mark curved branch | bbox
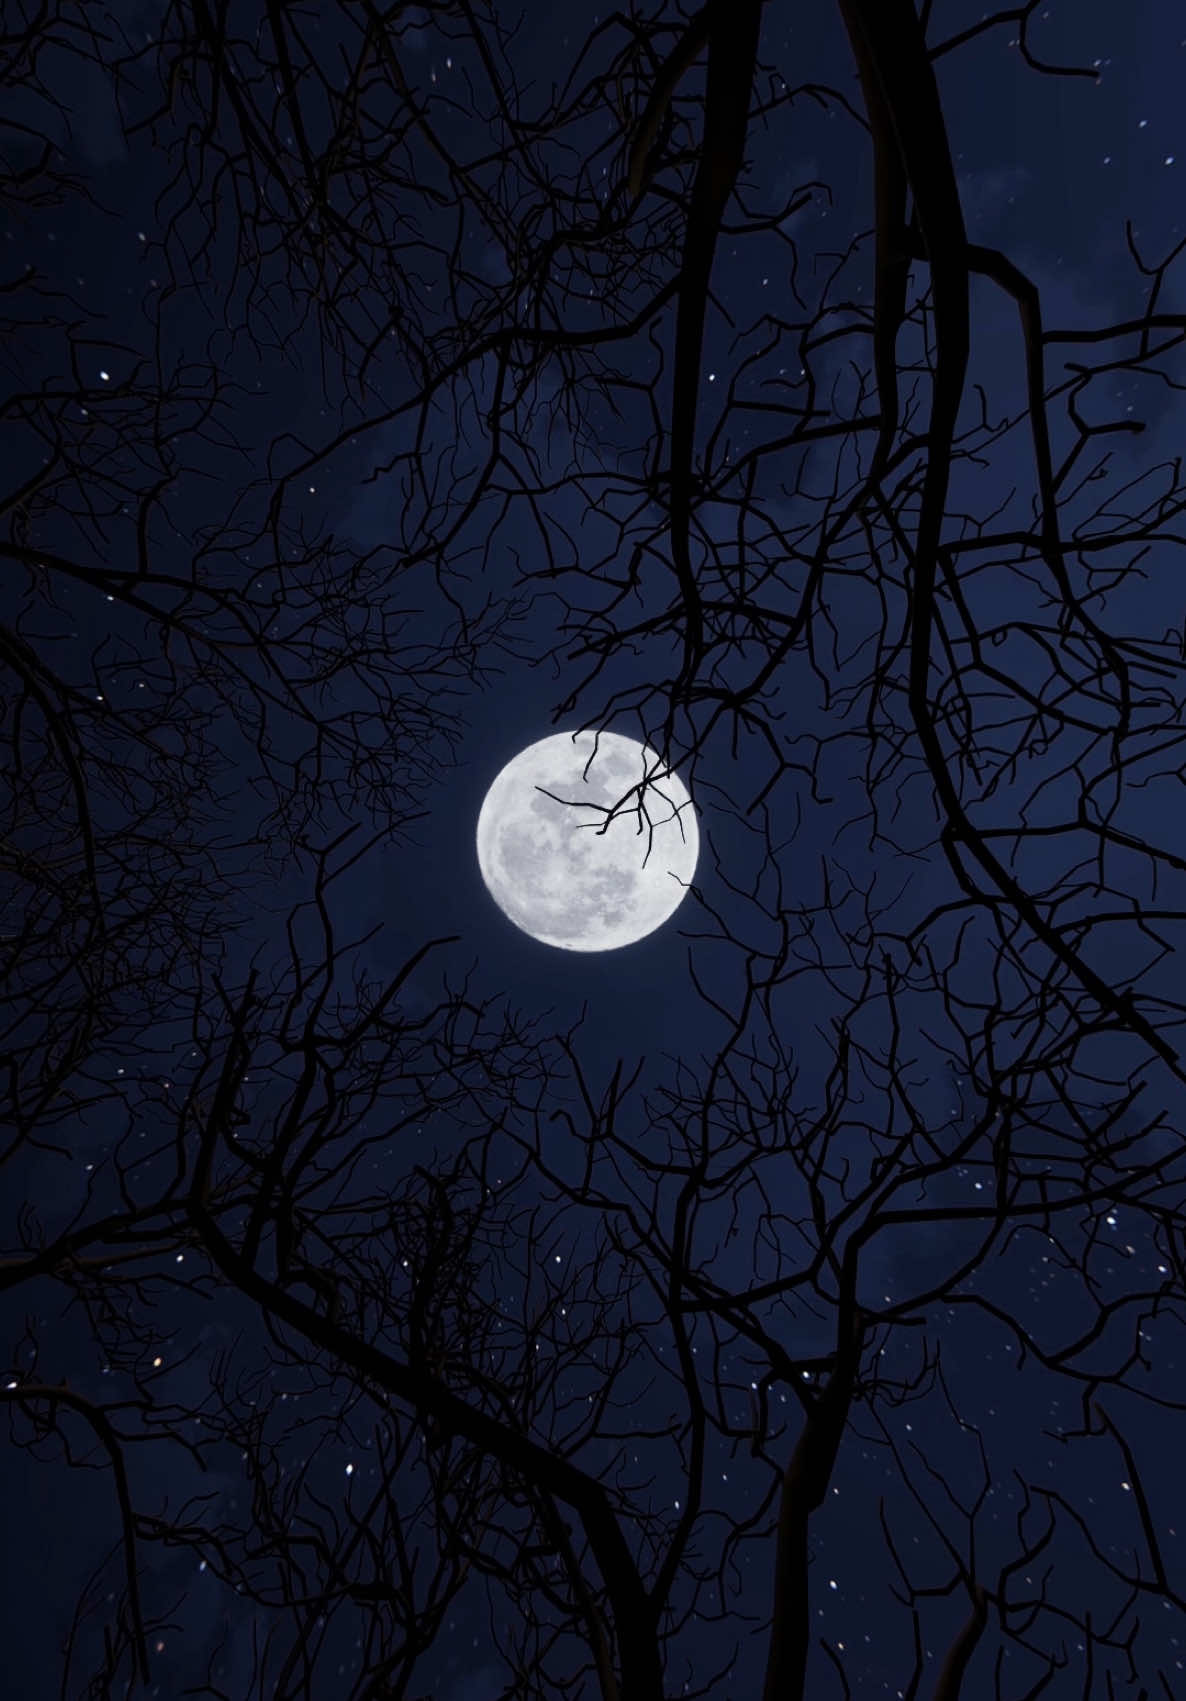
[0,1383,150,1684]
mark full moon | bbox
[476,731,699,951]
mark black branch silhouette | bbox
[4,2,1186,1698]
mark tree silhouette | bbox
[4,1,1186,1698]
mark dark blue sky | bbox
[3,2,1186,1698]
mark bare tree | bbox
[5,1,1186,1698]
[1,0,517,1171]
[10,812,1182,1697]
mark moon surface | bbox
[476,731,699,951]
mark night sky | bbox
[3,2,1186,1698]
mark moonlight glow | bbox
[476,731,699,951]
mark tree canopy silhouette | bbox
[3,2,1186,1697]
